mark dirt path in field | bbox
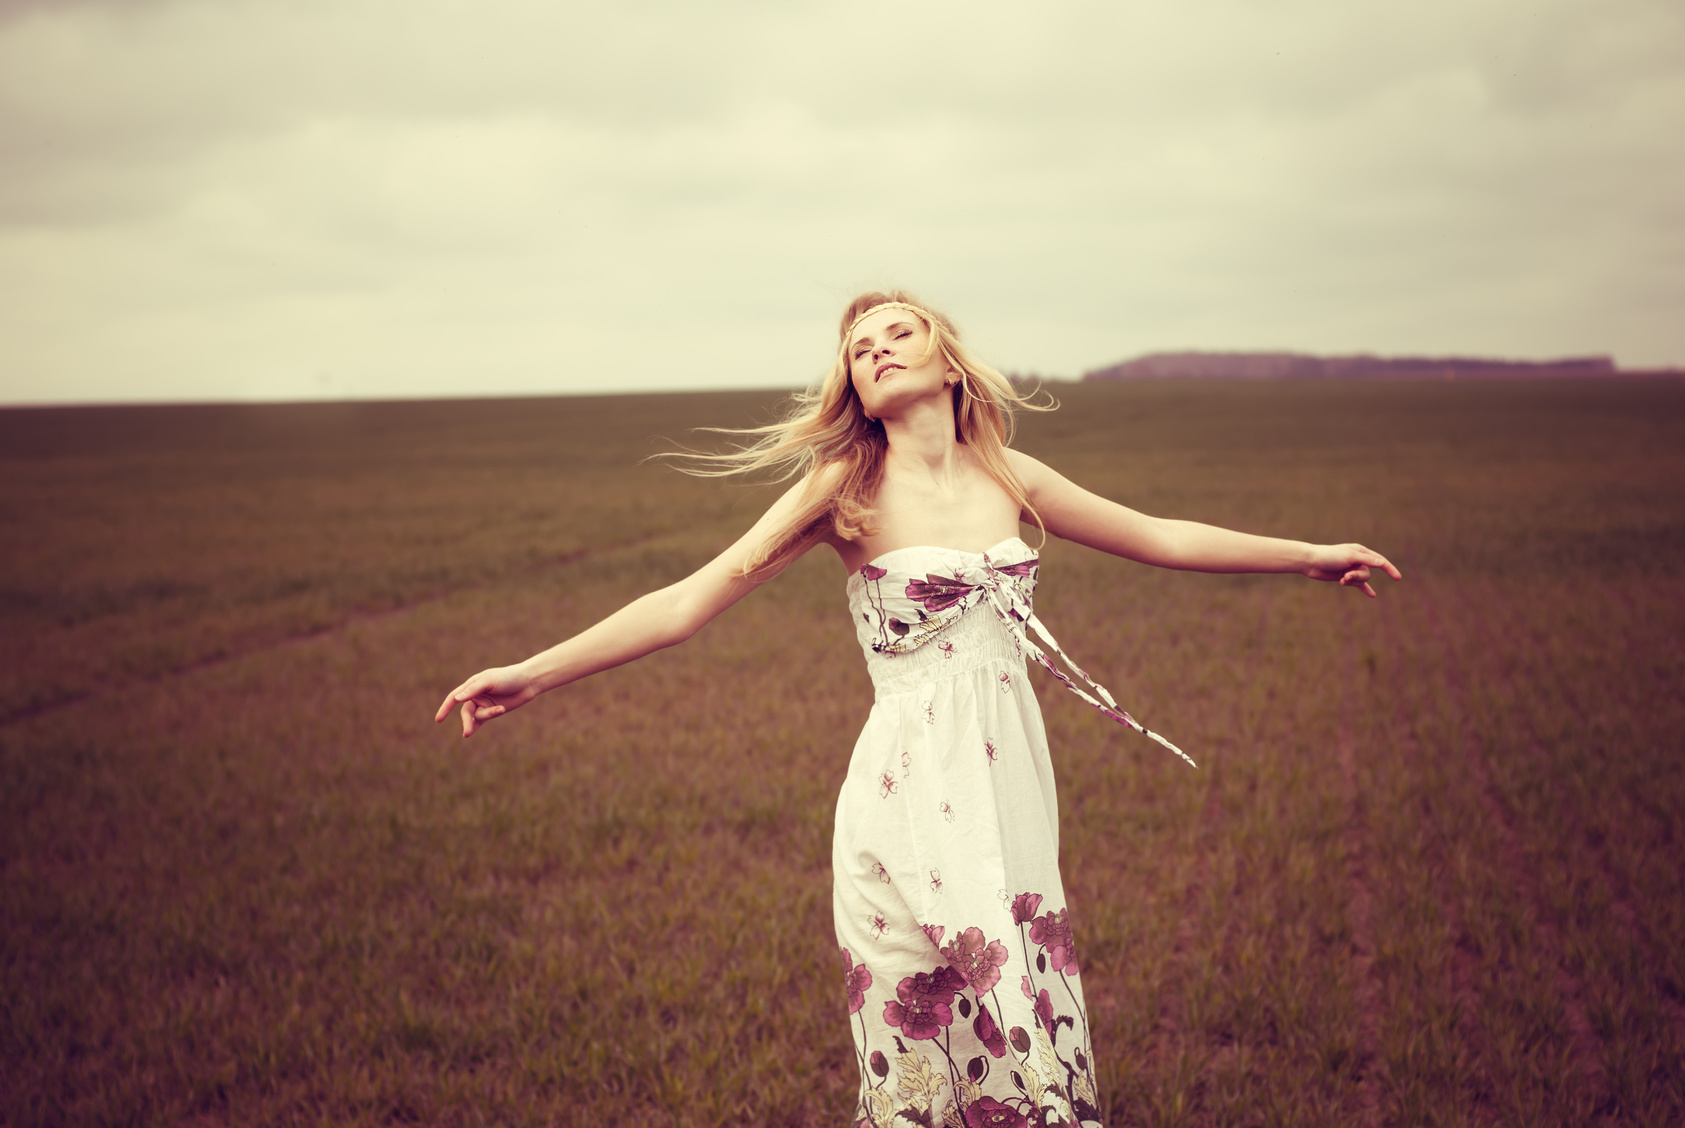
[0,537,660,729]
[1419,583,1612,1115]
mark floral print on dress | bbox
[883,965,967,1040]
[852,542,1194,767]
[971,1001,1007,1059]
[941,927,1009,994]
[964,1095,1028,1127]
[849,898,1101,1127]
[1029,907,1079,975]
[844,948,873,1015]
[858,564,893,651]
[1022,978,1057,1039]
[855,554,1037,659]
[842,542,1104,1127]
[905,573,982,613]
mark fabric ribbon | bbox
[978,551,1197,769]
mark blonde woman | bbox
[436,291,1399,1127]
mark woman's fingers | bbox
[437,670,503,724]
[1362,553,1401,582]
[436,687,469,723]
[1321,545,1401,597]
[437,667,527,735]
[1339,564,1380,598]
[437,680,479,723]
[1352,544,1403,582]
[455,692,510,737]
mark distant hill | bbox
[1083,351,1629,381]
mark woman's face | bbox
[847,306,951,422]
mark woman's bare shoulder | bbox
[791,459,853,559]
[1004,447,1057,488]
[809,458,850,490]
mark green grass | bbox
[2,379,1682,1125]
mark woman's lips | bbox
[875,363,905,381]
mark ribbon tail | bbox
[1019,608,1116,708]
[980,566,1196,768]
[1128,719,1198,769]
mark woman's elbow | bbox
[661,585,718,645]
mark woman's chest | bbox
[866,474,1021,549]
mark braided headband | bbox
[843,301,938,345]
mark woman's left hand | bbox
[1302,543,1402,598]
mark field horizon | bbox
[3,379,1682,1126]
[4,363,1679,414]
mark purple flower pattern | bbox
[843,539,1105,1125]
[882,965,966,1040]
[1010,892,1043,925]
[972,1001,1007,1058]
[851,538,1194,767]
[848,890,1100,1124]
[842,948,873,1015]
[940,926,1009,994]
[1029,907,1079,975]
[905,572,981,613]
[965,1096,1029,1128]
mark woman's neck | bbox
[880,396,964,482]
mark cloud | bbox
[0,0,1680,404]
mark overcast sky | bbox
[1,0,1680,404]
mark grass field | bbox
[2,379,1682,1126]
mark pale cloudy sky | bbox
[1,0,1680,404]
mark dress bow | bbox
[978,551,1196,769]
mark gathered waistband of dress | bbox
[862,605,1026,699]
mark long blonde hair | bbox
[675,290,1054,578]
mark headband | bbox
[843,301,938,345]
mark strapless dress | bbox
[834,536,1189,1128]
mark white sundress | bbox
[833,536,1191,1128]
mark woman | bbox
[435,291,1399,1127]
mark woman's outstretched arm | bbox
[434,476,824,737]
[1007,450,1402,596]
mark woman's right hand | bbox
[434,665,541,737]
[427,476,826,740]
